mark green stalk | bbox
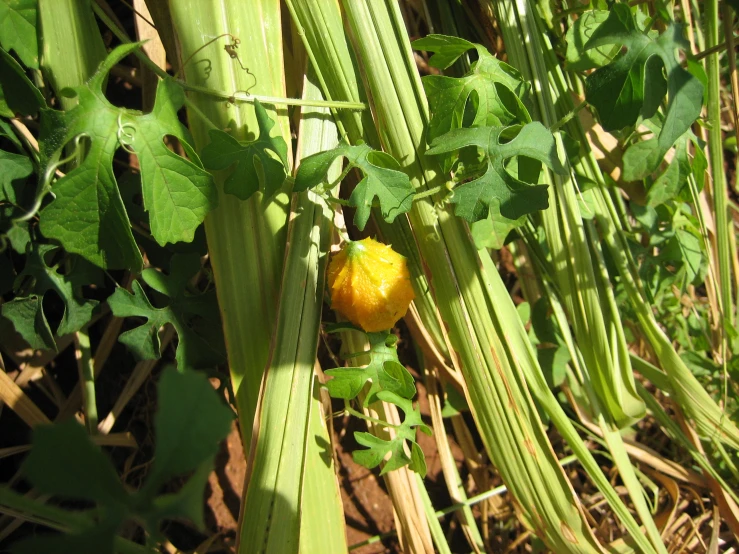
[300,376,348,554]
[483,2,671,550]
[705,0,735,334]
[74,330,97,432]
[38,0,107,111]
[237,72,342,553]
[292,2,605,551]
[167,1,290,449]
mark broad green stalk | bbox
[167,1,290,449]
[238,74,341,552]
[292,2,604,551]
[705,0,734,320]
[39,0,106,111]
[478,252,660,554]
[705,0,735,336]
[300,376,347,554]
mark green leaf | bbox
[107,253,226,369]
[584,4,703,174]
[143,462,212,531]
[0,147,33,249]
[39,43,217,271]
[659,227,704,286]
[0,0,38,68]
[15,367,232,552]
[412,35,476,70]
[470,202,524,250]
[201,99,288,200]
[531,297,561,346]
[537,345,571,388]
[565,10,614,71]
[324,330,415,405]
[1,295,54,349]
[294,142,414,230]
[642,133,705,206]
[440,383,468,417]
[142,367,233,494]
[352,391,431,477]
[426,123,565,222]
[22,419,127,505]
[415,35,530,146]
[0,147,32,199]
[0,47,43,115]
[1,243,98,349]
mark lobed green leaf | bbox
[427,123,565,222]
[108,253,226,369]
[584,4,703,176]
[201,99,288,200]
[0,0,38,68]
[294,142,414,230]
[39,43,217,271]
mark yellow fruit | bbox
[328,237,415,332]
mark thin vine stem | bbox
[91,3,365,117]
[344,404,399,430]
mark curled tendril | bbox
[192,58,213,80]
[116,112,136,154]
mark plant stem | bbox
[345,404,398,429]
[74,329,97,433]
[706,0,735,335]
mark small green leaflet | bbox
[659,227,705,288]
[565,10,614,71]
[641,133,706,207]
[413,35,530,146]
[0,147,32,252]
[294,142,414,231]
[1,244,98,350]
[108,253,226,369]
[14,368,233,553]
[470,203,524,250]
[201,99,288,200]
[324,328,416,406]
[0,47,44,115]
[353,392,432,478]
[426,123,566,222]
[39,43,217,272]
[0,0,38,68]
[323,325,429,476]
[583,4,703,175]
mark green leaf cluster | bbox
[201,99,288,200]
[11,367,233,554]
[38,43,217,272]
[108,253,226,369]
[1,243,98,350]
[323,325,430,476]
[413,34,530,145]
[413,36,564,239]
[294,141,414,230]
[582,4,704,178]
[427,123,566,222]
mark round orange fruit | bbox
[328,237,415,332]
